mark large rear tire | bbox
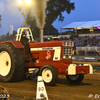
[0,43,25,82]
[66,74,84,84]
[39,64,58,86]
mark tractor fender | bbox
[0,41,24,49]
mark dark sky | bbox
[0,0,100,35]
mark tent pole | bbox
[75,28,77,34]
[92,27,94,34]
[60,28,62,34]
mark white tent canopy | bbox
[61,20,100,30]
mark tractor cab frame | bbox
[16,27,34,42]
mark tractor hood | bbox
[29,41,74,48]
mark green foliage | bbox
[18,0,75,38]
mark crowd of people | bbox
[76,50,99,56]
[1,31,100,56]
[69,34,100,56]
[73,35,100,47]
[42,33,100,56]
[43,34,100,47]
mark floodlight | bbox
[25,0,31,5]
[18,0,23,5]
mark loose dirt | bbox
[0,73,100,100]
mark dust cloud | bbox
[22,0,49,29]
[6,0,49,29]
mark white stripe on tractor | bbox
[53,47,61,61]
[30,47,61,61]
[83,64,93,74]
[31,48,42,51]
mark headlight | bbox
[63,56,66,59]
[63,55,71,59]
[69,56,71,59]
[63,41,74,46]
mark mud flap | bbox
[84,64,93,74]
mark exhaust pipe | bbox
[40,29,43,42]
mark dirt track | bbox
[0,73,100,100]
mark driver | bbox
[20,31,31,59]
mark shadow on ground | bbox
[57,78,92,86]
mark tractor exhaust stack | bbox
[40,29,43,42]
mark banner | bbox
[72,56,99,61]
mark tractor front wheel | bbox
[39,64,58,86]
[66,74,84,84]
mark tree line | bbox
[18,0,75,38]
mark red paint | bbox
[29,42,41,48]
[0,40,91,76]
[26,40,91,75]
[32,53,39,59]
[25,58,90,75]
[29,41,63,48]
[76,65,89,74]
[0,41,24,49]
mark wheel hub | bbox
[42,68,53,83]
[6,61,9,66]
[47,74,49,77]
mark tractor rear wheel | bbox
[39,64,58,86]
[0,43,25,82]
[66,74,84,84]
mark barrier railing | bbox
[76,47,100,54]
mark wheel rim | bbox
[69,75,79,81]
[0,51,11,76]
[42,68,53,83]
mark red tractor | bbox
[0,28,93,86]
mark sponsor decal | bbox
[79,56,83,59]
[46,51,51,60]
[55,57,58,59]
[72,57,75,59]
[84,57,95,60]
[81,68,86,73]
[73,56,98,61]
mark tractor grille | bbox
[63,41,74,46]
[63,47,72,59]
